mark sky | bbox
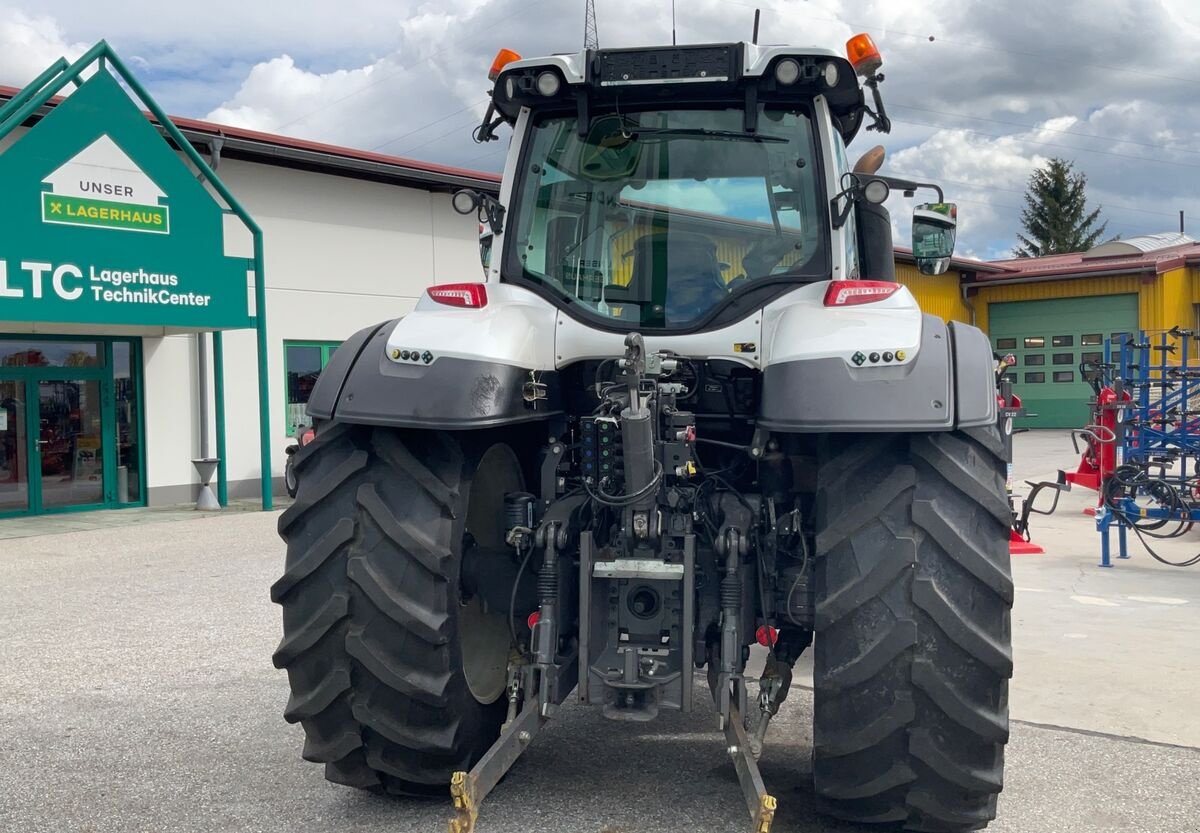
[3,0,1199,260]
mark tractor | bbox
[274,32,1013,833]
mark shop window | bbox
[1052,353,1074,365]
[1053,371,1075,383]
[285,341,341,436]
[0,340,102,367]
[1024,354,1046,366]
[1052,335,1074,347]
[1081,334,1102,346]
[1024,372,1045,383]
[1023,337,1045,349]
[996,338,1017,350]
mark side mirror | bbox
[912,202,958,275]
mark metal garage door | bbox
[988,294,1139,428]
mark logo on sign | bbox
[41,134,169,234]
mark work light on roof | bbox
[774,58,801,86]
[536,71,561,96]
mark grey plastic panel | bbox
[758,314,955,432]
[949,320,1000,428]
[332,344,560,429]
[305,319,394,421]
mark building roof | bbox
[1084,232,1193,258]
[978,234,1200,282]
[0,84,502,194]
[893,246,1009,274]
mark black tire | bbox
[811,426,1013,832]
[272,423,515,794]
[283,453,298,498]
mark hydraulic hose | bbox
[1103,465,1200,567]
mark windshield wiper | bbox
[628,127,786,144]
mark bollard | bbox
[192,457,221,511]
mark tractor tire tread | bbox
[274,424,505,796]
[812,424,1012,833]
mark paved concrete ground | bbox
[0,498,277,540]
[2,431,1199,832]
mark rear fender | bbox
[305,284,561,429]
[759,285,996,431]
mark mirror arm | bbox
[829,190,855,230]
[473,101,505,143]
[480,195,506,235]
[872,175,944,203]
[863,73,892,134]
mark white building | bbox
[0,80,498,517]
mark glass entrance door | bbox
[0,336,143,518]
[35,379,106,509]
[0,379,29,514]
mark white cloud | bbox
[3,0,1200,256]
[0,8,87,85]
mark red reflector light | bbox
[823,280,900,307]
[526,611,540,630]
[755,626,778,647]
[427,282,488,308]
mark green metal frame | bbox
[0,334,146,519]
[0,41,273,510]
[213,331,228,507]
[282,340,342,437]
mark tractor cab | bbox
[454,36,957,332]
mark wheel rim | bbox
[460,444,521,705]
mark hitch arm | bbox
[725,699,777,833]
[448,650,578,833]
[449,703,543,833]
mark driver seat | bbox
[623,231,725,324]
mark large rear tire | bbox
[272,423,516,794]
[811,426,1013,832]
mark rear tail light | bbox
[823,280,900,307]
[300,428,315,446]
[427,282,488,308]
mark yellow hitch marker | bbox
[449,771,477,833]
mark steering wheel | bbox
[725,274,750,292]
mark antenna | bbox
[584,0,599,50]
[752,9,760,44]
[672,0,677,45]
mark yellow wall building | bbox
[895,233,1200,426]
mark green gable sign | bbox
[0,69,251,329]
